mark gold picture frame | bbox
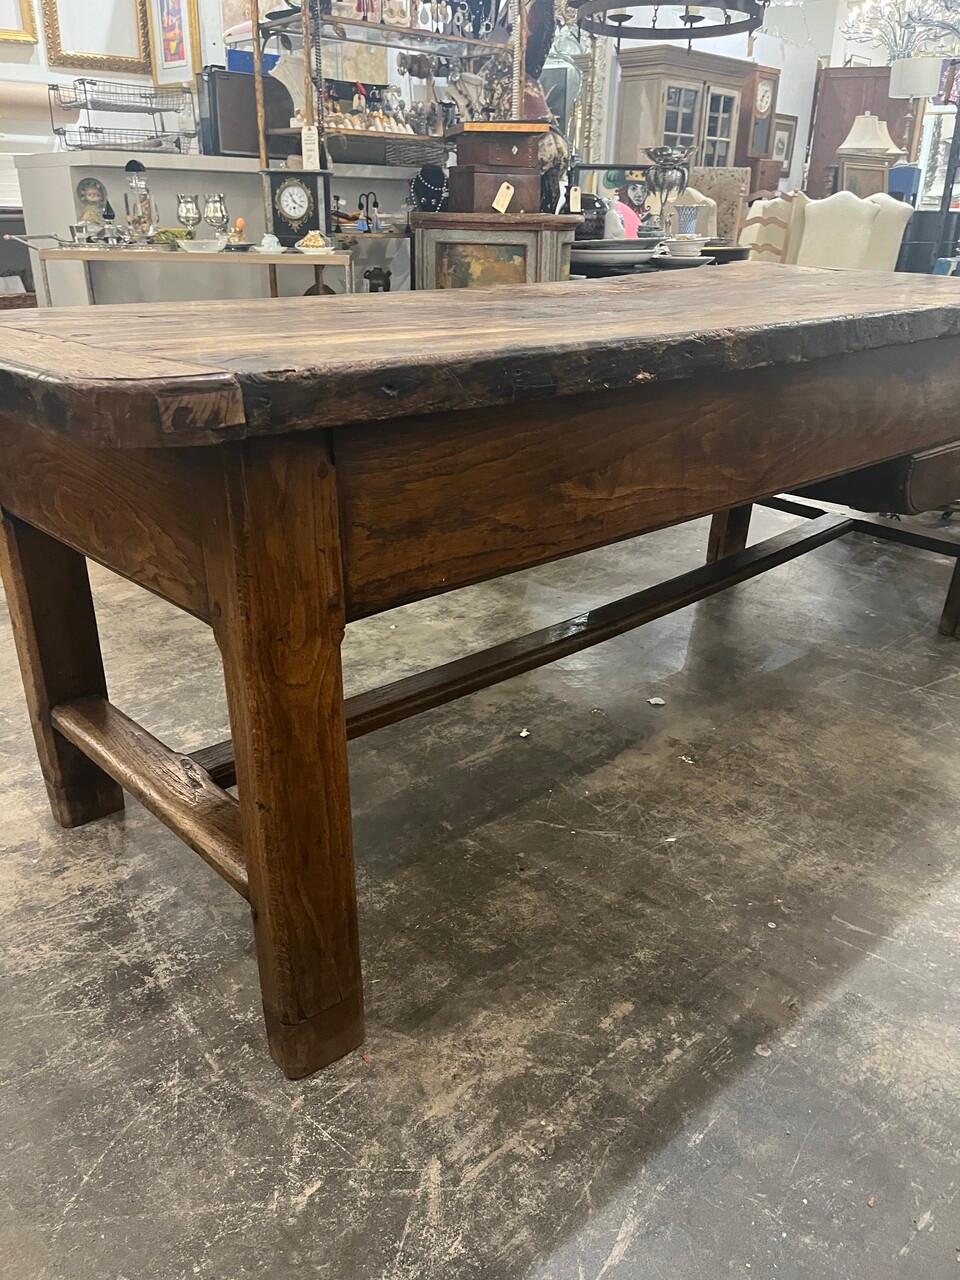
[0,0,38,43]
[40,0,151,73]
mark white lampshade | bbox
[889,56,944,100]
[837,112,904,156]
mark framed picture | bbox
[772,113,797,177]
[147,0,201,84]
[841,159,888,199]
[0,0,37,43]
[40,0,150,72]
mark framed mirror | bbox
[40,0,150,72]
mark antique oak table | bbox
[2,264,960,1078]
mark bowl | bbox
[179,240,224,253]
[663,235,709,258]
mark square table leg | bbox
[0,512,124,827]
[939,559,960,637]
[707,504,753,564]
[202,435,364,1078]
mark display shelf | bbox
[257,12,511,58]
[48,78,198,155]
[38,247,353,266]
[53,128,195,154]
[49,79,194,116]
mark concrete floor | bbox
[1,506,959,1280]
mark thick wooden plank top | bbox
[2,263,960,448]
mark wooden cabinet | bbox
[616,47,745,167]
[410,213,580,289]
[807,66,913,199]
[615,47,781,191]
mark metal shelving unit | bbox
[48,79,198,154]
[242,0,523,159]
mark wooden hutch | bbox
[614,44,782,194]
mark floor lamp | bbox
[889,56,960,268]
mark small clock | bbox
[262,170,332,247]
[756,80,774,117]
[76,176,107,223]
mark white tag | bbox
[301,124,321,170]
[569,184,581,213]
[492,181,514,213]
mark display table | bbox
[2,264,960,1078]
[35,246,356,306]
[410,212,581,288]
[15,151,417,301]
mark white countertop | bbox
[14,150,421,181]
[15,150,262,173]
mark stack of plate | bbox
[570,237,663,268]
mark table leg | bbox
[707,503,753,563]
[83,261,96,306]
[0,513,123,826]
[939,559,960,637]
[203,436,364,1078]
[39,256,52,307]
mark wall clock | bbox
[737,65,780,161]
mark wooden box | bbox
[447,122,549,170]
[448,166,542,215]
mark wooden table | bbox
[2,263,960,1078]
[36,246,356,306]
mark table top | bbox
[2,263,960,449]
[38,248,354,267]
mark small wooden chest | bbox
[446,122,550,171]
[448,166,542,215]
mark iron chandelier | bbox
[571,1,771,45]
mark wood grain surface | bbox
[0,418,210,619]
[336,337,960,616]
[202,436,364,1077]
[2,265,960,447]
[0,514,124,827]
[51,696,247,898]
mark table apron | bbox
[0,418,210,621]
[2,337,959,629]
[335,337,960,619]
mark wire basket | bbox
[325,128,446,167]
[50,79,193,116]
[54,127,196,153]
[384,136,447,166]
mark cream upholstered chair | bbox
[741,189,912,271]
[862,192,915,269]
[648,187,718,238]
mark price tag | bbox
[569,184,581,213]
[492,181,515,213]
[301,124,321,170]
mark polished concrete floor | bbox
[1,507,959,1280]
